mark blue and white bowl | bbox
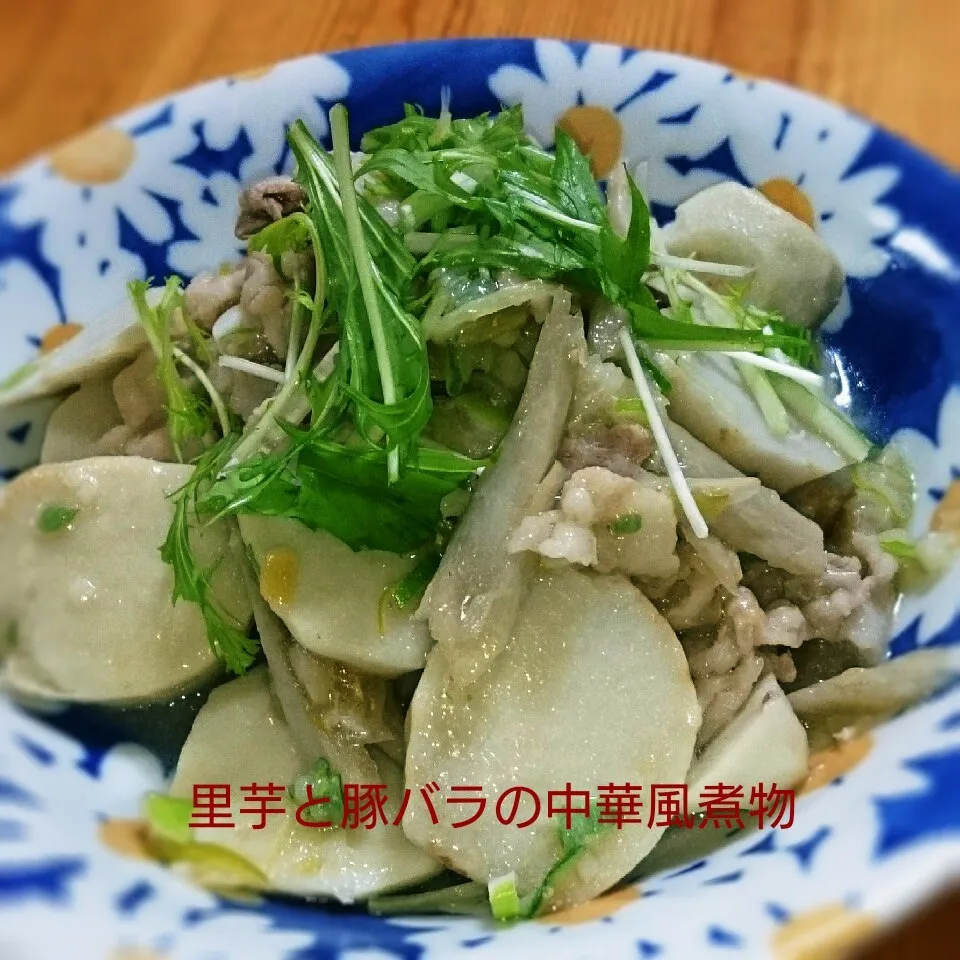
[1,38,959,960]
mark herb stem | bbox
[518,195,603,233]
[651,252,754,277]
[619,328,708,538]
[722,350,824,386]
[736,360,790,438]
[330,103,401,482]
[229,214,328,466]
[172,346,231,438]
[771,375,871,462]
[285,297,304,380]
[218,355,287,384]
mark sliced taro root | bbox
[656,352,852,493]
[404,567,699,913]
[167,666,440,901]
[239,515,433,677]
[0,456,249,703]
[656,418,829,577]
[688,674,809,804]
[661,182,844,329]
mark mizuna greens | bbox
[1,100,957,921]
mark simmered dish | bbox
[1,101,956,919]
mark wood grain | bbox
[0,0,957,955]
[1,0,959,171]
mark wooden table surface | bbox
[1,0,957,956]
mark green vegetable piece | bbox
[608,513,644,536]
[143,793,194,844]
[128,276,211,462]
[369,880,491,918]
[556,804,607,858]
[205,442,484,555]
[852,447,915,527]
[488,871,523,922]
[288,756,344,827]
[0,359,38,391]
[611,397,649,425]
[772,376,872,463]
[389,551,442,609]
[36,505,78,533]
[878,530,918,561]
[160,435,261,675]
[520,803,609,917]
[426,392,512,459]
[247,214,311,270]
[691,489,731,523]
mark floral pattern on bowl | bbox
[1,38,959,960]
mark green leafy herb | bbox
[288,112,432,481]
[556,803,607,858]
[552,129,605,225]
[160,436,261,675]
[203,442,484,554]
[629,302,810,355]
[288,756,344,827]
[247,214,312,269]
[360,103,526,163]
[599,169,651,303]
[518,802,609,917]
[387,550,442,609]
[129,276,211,461]
[36,504,78,533]
[608,513,643,536]
[360,107,815,367]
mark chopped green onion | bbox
[488,872,523,922]
[288,756,344,827]
[736,362,790,438]
[608,513,644,536]
[611,397,649,425]
[36,505,78,533]
[143,793,194,844]
[851,447,915,527]
[771,376,871,462]
[880,528,957,581]
[878,529,918,561]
